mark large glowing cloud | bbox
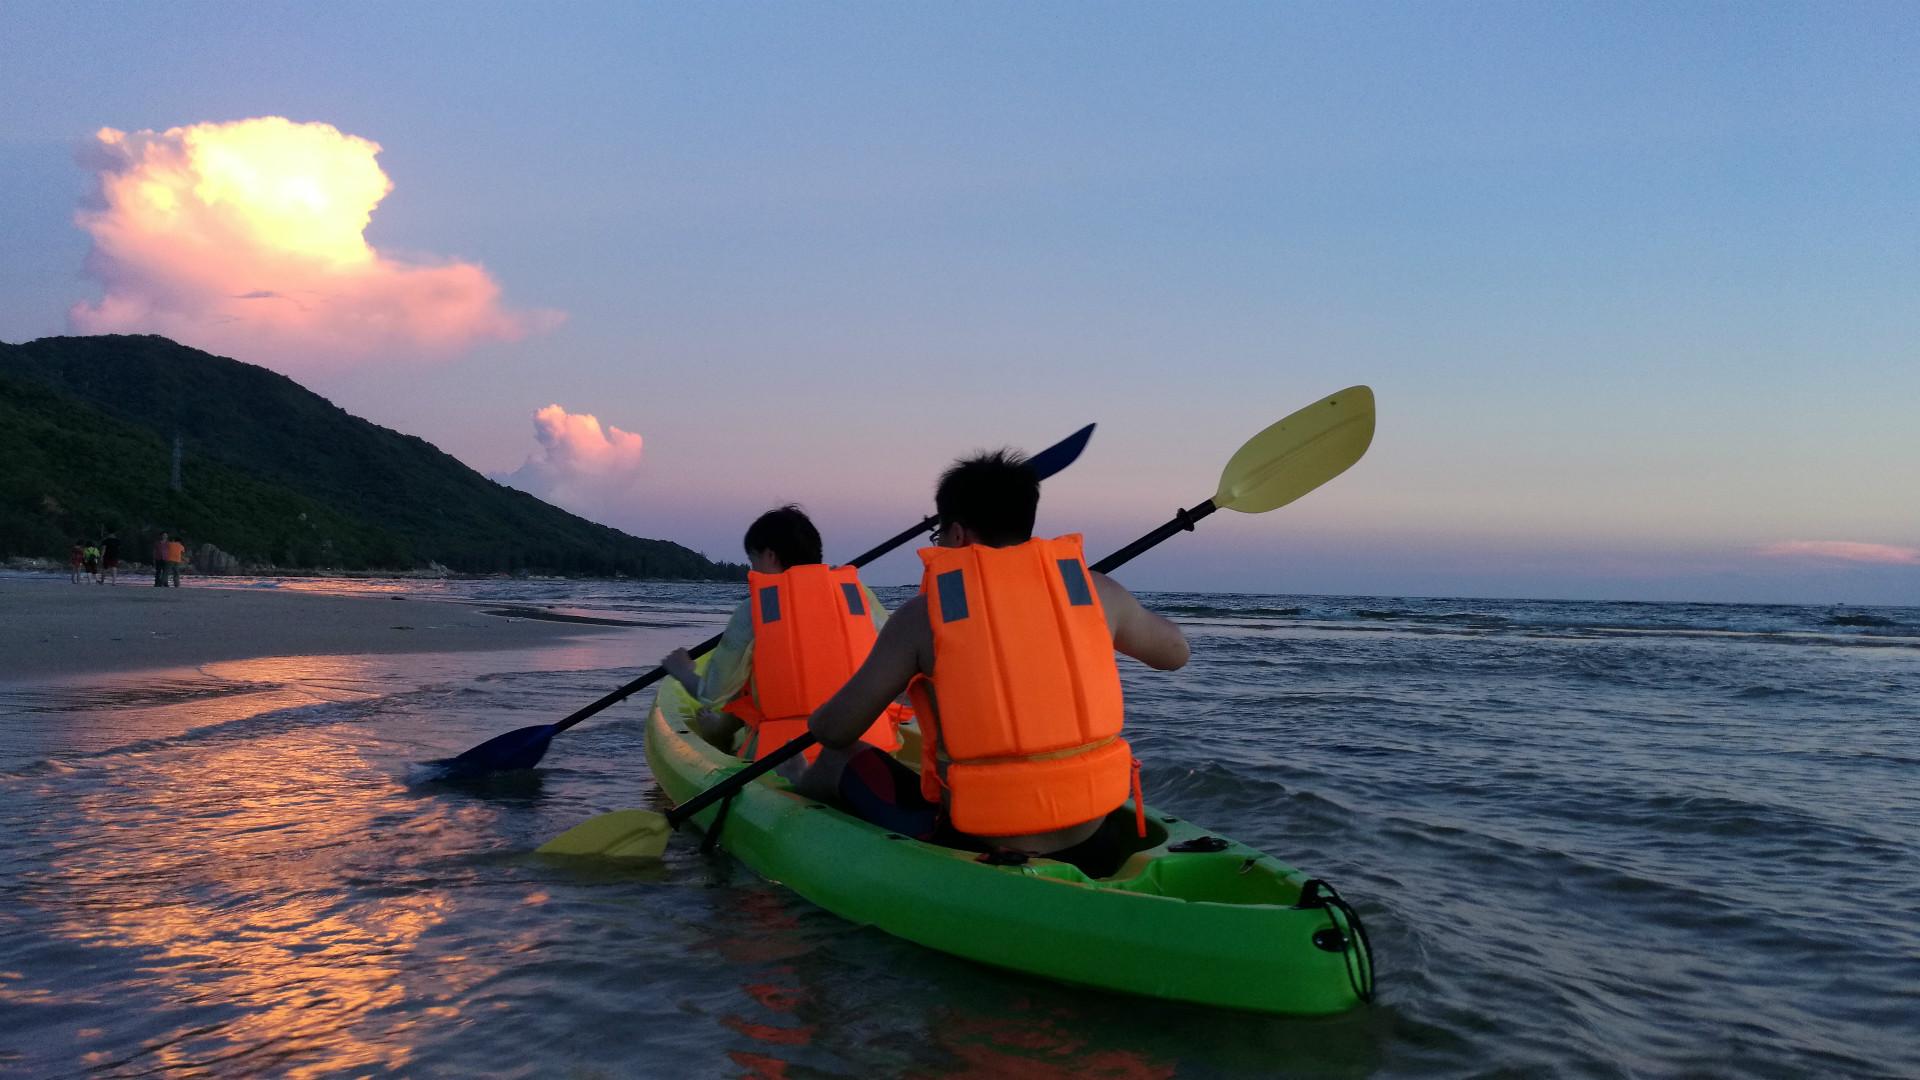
[69,117,559,367]
[1757,540,1920,566]
[497,405,645,514]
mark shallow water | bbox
[3,578,1916,1078]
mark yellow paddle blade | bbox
[1214,385,1375,514]
[536,809,673,859]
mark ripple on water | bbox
[2,588,1918,1077]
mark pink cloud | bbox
[497,405,645,514]
[68,117,560,369]
[1756,540,1920,566]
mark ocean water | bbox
[2,576,1916,1078]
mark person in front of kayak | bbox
[662,505,902,763]
[799,450,1189,874]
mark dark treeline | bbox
[0,335,745,580]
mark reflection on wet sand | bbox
[0,658,382,772]
[23,675,519,1076]
[0,591,1389,1078]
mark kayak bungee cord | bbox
[1299,878,1376,1003]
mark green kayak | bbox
[638,675,1375,1016]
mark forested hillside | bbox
[0,335,742,579]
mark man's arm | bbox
[1093,574,1190,671]
[809,595,929,748]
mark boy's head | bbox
[743,505,823,570]
[934,449,1039,548]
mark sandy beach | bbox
[0,574,624,680]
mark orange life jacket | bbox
[908,535,1139,837]
[728,564,902,763]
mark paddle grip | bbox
[670,733,818,827]
[1089,500,1217,576]
[549,628,727,736]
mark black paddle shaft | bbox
[672,732,818,827]
[1089,500,1217,575]
[548,511,921,741]
[548,519,916,740]
[671,494,1227,826]
[548,630,722,737]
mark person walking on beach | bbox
[166,535,187,587]
[152,533,171,587]
[799,450,1189,877]
[101,531,120,584]
[69,541,85,584]
[82,542,101,583]
[660,505,903,763]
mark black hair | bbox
[934,449,1038,546]
[743,504,823,568]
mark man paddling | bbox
[662,505,902,762]
[800,450,1189,875]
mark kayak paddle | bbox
[538,385,1375,857]
[422,423,1096,781]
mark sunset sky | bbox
[2,4,1914,602]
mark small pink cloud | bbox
[68,116,561,370]
[497,405,645,514]
[1756,540,1920,566]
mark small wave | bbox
[1733,685,1806,699]
[1157,604,1303,619]
[0,695,379,780]
[1825,614,1901,628]
[1353,609,1404,620]
[1425,612,1511,626]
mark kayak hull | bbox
[644,679,1373,1015]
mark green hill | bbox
[0,334,744,579]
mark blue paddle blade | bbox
[1029,423,1094,482]
[423,723,557,779]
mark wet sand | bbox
[0,575,622,680]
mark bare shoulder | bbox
[885,593,934,672]
[1091,572,1141,614]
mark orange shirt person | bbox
[165,537,187,586]
[800,451,1189,874]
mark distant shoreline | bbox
[2,557,729,584]
[0,575,628,681]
